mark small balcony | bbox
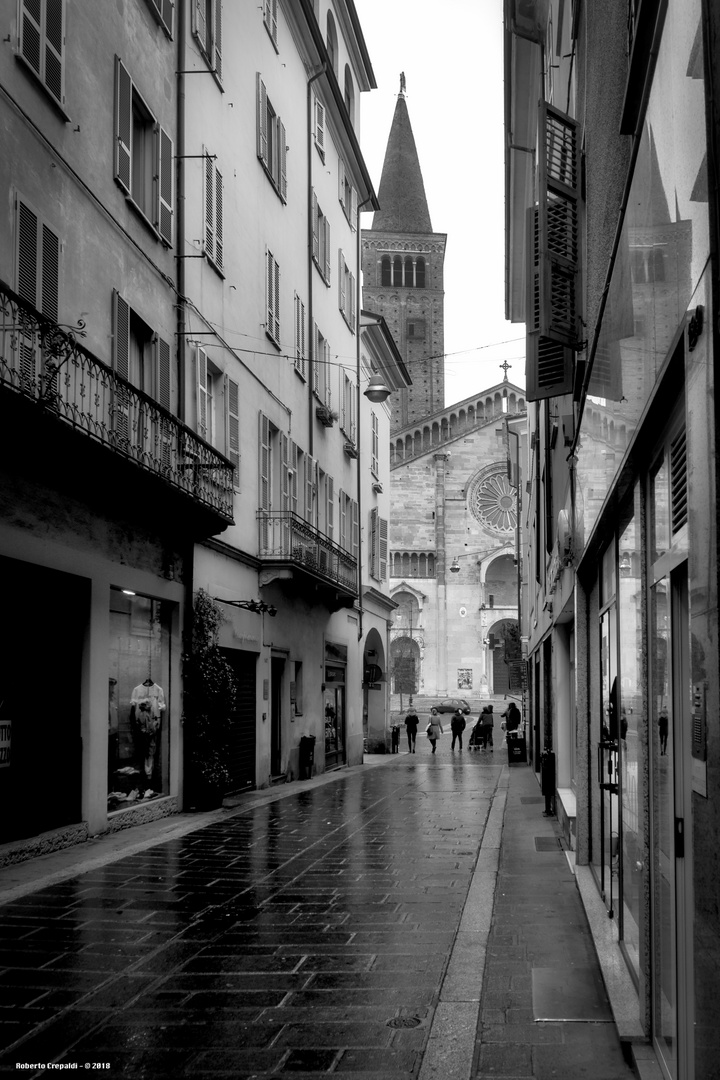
[0,281,234,530]
[257,510,357,608]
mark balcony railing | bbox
[258,510,357,593]
[0,281,234,523]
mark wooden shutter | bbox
[312,192,319,264]
[324,217,331,282]
[379,515,388,579]
[156,335,171,410]
[264,0,278,44]
[40,223,59,321]
[350,185,358,229]
[279,120,287,202]
[305,454,316,524]
[326,475,334,539]
[197,347,208,439]
[19,0,42,81]
[349,271,356,329]
[339,251,346,316]
[44,0,64,105]
[226,376,240,488]
[112,291,130,443]
[257,74,268,166]
[204,151,215,261]
[114,57,132,195]
[157,126,173,246]
[525,206,573,401]
[312,323,320,396]
[338,158,345,206]
[351,499,359,565]
[193,0,207,51]
[315,97,325,156]
[259,412,271,512]
[214,0,222,78]
[16,200,38,308]
[369,507,378,576]
[289,439,298,515]
[538,101,580,346]
[214,165,223,269]
[266,250,279,343]
[280,433,291,510]
[294,294,306,377]
[339,489,347,550]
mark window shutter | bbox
[305,454,316,523]
[350,185,358,230]
[312,192,319,264]
[315,97,325,155]
[193,0,207,51]
[324,218,331,282]
[156,335,171,410]
[214,0,222,78]
[312,323,320,396]
[323,337,331,406]
[197,347,208,439]
[369,507,378,577]
[19,0,42,80]
[266,250,280,343]
[114,57,132,195]
[339,251,346,315]
[349,271,356,329]
[326,475,334,539]
[204,151,215,261]
[338,158,345,205]
[43,0,64,106]
[339,489,347,549]
[289,438,298,515]
[226,376,240,488]
[16,200,38,308]
[379,515,388,580]
[294,294,306,377]
[525,206,574,401]
[259,412,271,512]
[112,290,130,443]
[351,499,359,565]
[162,0,175,35]
[157,126,173,246]
[214,165,223,269]
[257,74,268,166]
[40,223,59,321]
[279,120,287,202]
[280,432,290,510]
[538,101,580,346]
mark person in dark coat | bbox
[479,705,494,751]
[405,709,420,753]
[450,708,467,751]
[501,702,521,737]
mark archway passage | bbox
[390,635,420,699]
[363,627,387,753]
[488,618,520,696]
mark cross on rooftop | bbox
[500,360,512,382]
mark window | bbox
[195,347,239,488]
[146,0,174,36]
[257,76,287,202]
[196,347,213,443]
[371,411,379,476]
[341,372,357,444]
[294,294,307,379]
[114,58,173,245]
[339,490,359,559]
[304,452,317,526]
[407,318,426,340]
[203,150,223,271]
[18,0,65,110]
[113,291,171,409]
[369,507,388,581]
[338,160,358,228]
[192,0,222,80]
[338,251,356,330]
[312,323,331,405]
[313,95,325,161]
[312,193,331,283]
[266,249,280,348]
[14,195,60,393]
[262,0,278,49]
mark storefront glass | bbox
[108,588,174,810]
[324,664,346,765]
[576,0,708,545]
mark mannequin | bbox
[130,677,166,792]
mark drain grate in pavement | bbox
[534,836,562,850]
[521,797,544,804]
[387,1017,422,1028]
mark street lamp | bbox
[364,374,392,403]
[213,598,278,616]
[449,548,503,574]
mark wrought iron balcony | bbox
[0,281,234,524]
[257,510,357,598]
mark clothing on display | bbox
[130,678,166,784]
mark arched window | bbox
[344,65,355,125]
[404,256,414,286]
[381,256,391,286]
[326,12,338,74]
[402,553,410,576]
[415,257,426,288]
[428,553,435,577]
[393,256,403,286]
[411,553,419,576]
[419,553,427,577]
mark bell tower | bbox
[362,77,446,434]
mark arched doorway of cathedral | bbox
[488,618,520,696]
[363,627,386,753]
[390,635,421,704]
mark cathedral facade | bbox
[362,84,527,710]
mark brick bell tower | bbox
[362,76,447,435]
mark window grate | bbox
[670,428,688,534]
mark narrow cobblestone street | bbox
[0,748,635,1079]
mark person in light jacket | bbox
[426,717,444,754]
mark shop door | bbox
[650,566,692,1080]
[270,656,284,777]
[222,649,256,793]
[0,559,85,843]
[324,664,345,767]
[598,604,620,917]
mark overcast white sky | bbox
[354,0,526,407]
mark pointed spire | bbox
[371,84,432,233]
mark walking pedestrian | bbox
[426,716,444,753]
[405,708,419,753]
[501,701,521,739]
[391,724,400,753]
[450,707,466,751]
[479,704,495,751]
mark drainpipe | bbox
[176,0,187,421]
[307,64,326,456]
[355,194,373,644]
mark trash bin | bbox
[299,735,316,780]
[507,732,527,764]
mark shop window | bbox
[108,589,175,810]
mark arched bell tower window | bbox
[416,257,426,288]
[393,256,403,286]
[404,256,414,286]
[381,256,391,286]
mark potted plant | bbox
[183,589,237,810]
[316,404,339,427]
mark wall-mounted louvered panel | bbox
[670,427,688,535]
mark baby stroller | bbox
[468,719,483,751]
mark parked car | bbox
[430,698,471,715]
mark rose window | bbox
[471,471,517,533]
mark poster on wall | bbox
[457,669,473,690]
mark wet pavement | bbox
[0,742,637,1079]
